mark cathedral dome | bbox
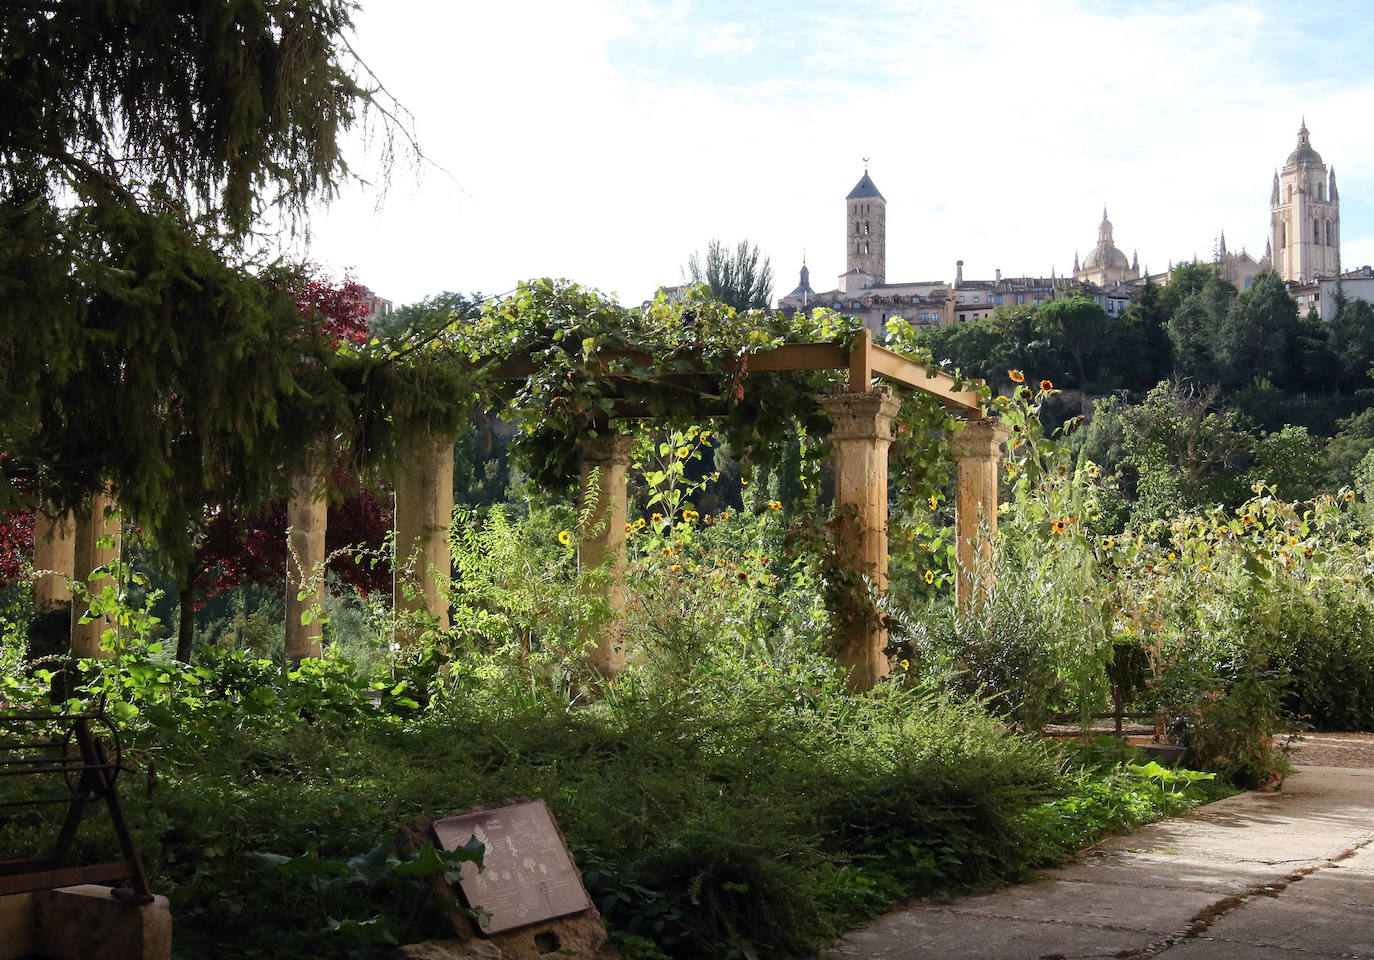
[1286,121,1323,168]
[1081,242,1130,272]
[1079,208,1130,272]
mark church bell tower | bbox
[844,166,886,286]
[1271,120,1340,283]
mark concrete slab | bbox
[825,766,1374,960]
[1202,892,1374,955]
[1279,861,1374,906]
[940,877,1217,934]
[1046,850,1299,892]
[1154,939,1341,959]
[824,908,1155,960]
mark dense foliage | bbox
[0,498,1227,960]
[0,0,427,571]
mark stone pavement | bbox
[824,764,1374,960]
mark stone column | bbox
[951,418,1011,610]
[71,493,120,658]
[32,510,76,612]
[393,433,454,642]
[577,432,633,677]
[818,388,902,692]
[285,460,329,661]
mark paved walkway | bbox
[824,763,1374,959]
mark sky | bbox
[298,0,1374,308]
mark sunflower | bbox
[924,570,935,584]
[1039,379,1053,391]
[1008,369,1025,383]
[928,495,938,510]
[558,530,572,546]
[651,512,664,525]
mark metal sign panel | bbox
[431,800,590,935]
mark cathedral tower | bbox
[1271,121,1339,282]
[845,168,886,285]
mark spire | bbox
[1219,230,1227,256]
[1073,250,1080,272]
[846,169,885,201]
[1330,167,1339,201]
[1272,171,1281,204]
[1132,249,1139,272]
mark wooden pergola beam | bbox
[479,338,983,414]
[868,346,984,415]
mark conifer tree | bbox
[0,2,403,572]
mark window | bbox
[1017,295,1024,304]
[1327,219,1334,245]
[1315,220,1321,245]
[863,222,870,235]
[1280,223,1286,249]
[973,295,980,302]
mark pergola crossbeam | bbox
[481,338,983,416]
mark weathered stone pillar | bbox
[394,433,454,641]
[951,418,1011,610]
[71,493,120,658]
[32,510,76,611]
[286,460,329,661]
[818,387,902,692]
[577,432,633,677]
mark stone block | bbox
[32,884,171,960]
[0,892,35,960]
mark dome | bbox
[1077,207,1133,276]
[1082,243,1130,272]
[1286,121,1323,168]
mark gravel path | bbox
[1284,730,1374,768]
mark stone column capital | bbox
[950,417,1011,462]
[577,432,634,466]
[817,387,903,442]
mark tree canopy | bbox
[685,238,774,310]
[0,1,418,569]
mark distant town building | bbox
[1217,230,1269,291]
[361,287,393,323]
[779,121,1350,329]
[778,172,1146,335]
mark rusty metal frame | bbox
[0,711,152,902]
